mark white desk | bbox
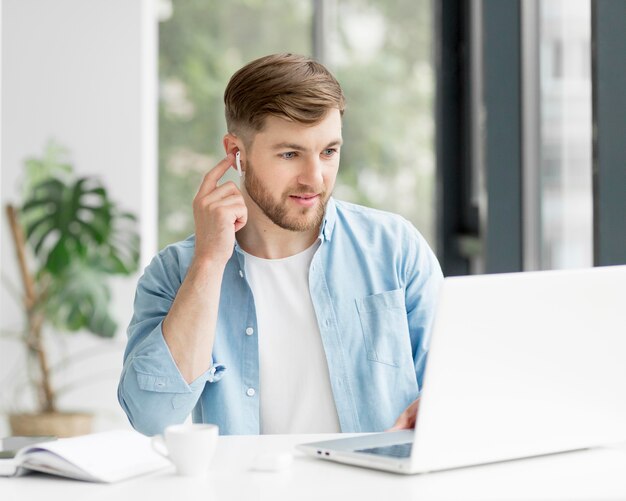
[2,433,626,501]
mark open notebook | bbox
[0,429,171,483]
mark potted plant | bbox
[3,142,139,437]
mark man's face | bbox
[242,109,342,232]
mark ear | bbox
[223,134,244,176]
[224,133,253,177]
[223,133,241,157]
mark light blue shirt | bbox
[118,198,443,436]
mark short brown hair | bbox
[224,53,345,141]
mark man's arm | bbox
[118,154,247,435]
[163,153,247,383]
[389,223,443,430]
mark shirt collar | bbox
[318,197,337,242]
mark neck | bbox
[236,196,321,260]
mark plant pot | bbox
[9,412,93,438]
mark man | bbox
[118,53,442,436]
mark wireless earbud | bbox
[235,151,243,178]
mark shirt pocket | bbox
[355,288,409,368]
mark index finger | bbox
[197,153,235,197]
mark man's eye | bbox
[280,152,297,160]
[323,148,337,157]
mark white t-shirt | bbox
[243,241,341,434]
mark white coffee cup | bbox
[151,423,219,476]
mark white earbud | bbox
[235,151,243,178]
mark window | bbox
[328,0,435,245]
[538,0,592,269]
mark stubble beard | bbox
[244,161,329,232]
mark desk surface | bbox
[2,433,626,501]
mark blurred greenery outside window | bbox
[158,0,435,251]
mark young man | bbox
[118,53,443,436]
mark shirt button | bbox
[245,327,254,336]
[239,270,244,278]
[246,388,256,397]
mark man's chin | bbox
[279,214,324,232]
[276,204,326,232]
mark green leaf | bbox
[25,213,55,243]
[42,260,118,338]
[46,239,71,275]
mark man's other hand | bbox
[386,398,420,431]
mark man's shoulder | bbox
[333,199,416,233]
[329,199,441,278]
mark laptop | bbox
[298,265,626,474]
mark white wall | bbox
[0,0,3,295]
[0,0,157,434]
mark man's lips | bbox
[290,193,319,199]
[289,193,321,207]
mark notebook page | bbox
[20,451,98,481]
[15,430,171,483]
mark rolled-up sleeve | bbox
[117,246,225,436]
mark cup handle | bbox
[151,435,169,458]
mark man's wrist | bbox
[188,256,227,283]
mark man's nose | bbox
[297,156,324,187]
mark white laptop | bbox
[298,265,626,474]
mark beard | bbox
[244,161,329,232]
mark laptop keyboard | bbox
[355,442,413,458]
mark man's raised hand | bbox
[192,153,247,267]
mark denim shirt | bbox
[118,198,443,436]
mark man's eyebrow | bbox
[271,139,343,151]
[271,142,307,151]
